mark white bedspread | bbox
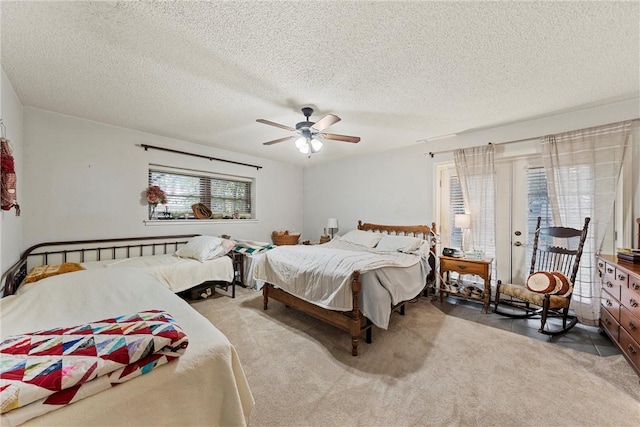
[81,254,234,293]
[1,268,254,426]
[255,240,430,329]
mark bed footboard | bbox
[263,271,371,356]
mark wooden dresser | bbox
[598,254,640,376]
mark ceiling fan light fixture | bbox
[258,107,360,153]
[311,137,323,152]
[294,136,307,151]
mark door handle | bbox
[514,241,522,247]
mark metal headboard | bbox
[1,234,200,297]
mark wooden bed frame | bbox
[262,220,437,356]
[1,234,240,298]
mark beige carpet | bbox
[191,288,640,427]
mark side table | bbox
[439,256,493,312]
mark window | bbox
[449,175,465,249]
[148,168,253,220]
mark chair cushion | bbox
[526,272,558,294]
[499,283,571,310]
[551,271,573,296]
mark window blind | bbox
[449,175,465,248]
[149,169,252,220]
[526,167,552,259]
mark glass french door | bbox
[440,157,546,287]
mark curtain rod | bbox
[427,118,640,158]
[140,144,262,170]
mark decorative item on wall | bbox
[1,119,20,216]
[144,185,167,219]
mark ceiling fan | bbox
[257,107,360,155]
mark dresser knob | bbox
[631,299,639,308]
[604,318,611,326]
[606,281,613,288]
[628,344,637,355]
[607,267,614,273]
[618,274,626,281]
[605,299,612,307]
[629,322,637,331]
[632,283,640,291]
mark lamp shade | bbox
[310,137,323,152]
[454,214,471,229]
[294,136,307,151]
[327,218,338,229]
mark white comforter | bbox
[1,268,254,426]
[255,240,430,329]
[81,254,234,293]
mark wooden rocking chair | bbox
[493,216,590,335]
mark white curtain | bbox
[454,145,496,280]
[540,121,632,325]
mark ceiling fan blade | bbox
[263,136,295,146]
[256,119,295,132]
[311,114,341,132]
[321,133,360,143]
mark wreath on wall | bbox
[1,137,20,216]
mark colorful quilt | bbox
[233,243,275,255]
[0,310,188,425]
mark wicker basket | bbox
[272,232,300,246]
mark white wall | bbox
[1,68,24,275]
[22,108,303,248]
[303,144,433,240]
[303,99,640,241]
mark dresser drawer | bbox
[600,306,619,341]
[619,327,640,372]
[601,265,622,300]
[621,285,640,319]
[628,275,640,298]
[620,306,640,343]
[614,268,629,287]
[601,289,621,321]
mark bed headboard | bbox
[1,234,200,297]
[357,220,437,241]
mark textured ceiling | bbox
[1,1,639,166]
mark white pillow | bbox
[176,235,227,262]
[375,234,422,253]
[340,230,383,248]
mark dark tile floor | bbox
[432,293,621,357]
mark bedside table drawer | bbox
[440,257,488,276]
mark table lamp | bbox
[455,213,471,252]
[327,218,339,239]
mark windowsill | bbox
[144,219,258,226]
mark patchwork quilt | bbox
[233,239,275,256]
[0,310,188,426]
